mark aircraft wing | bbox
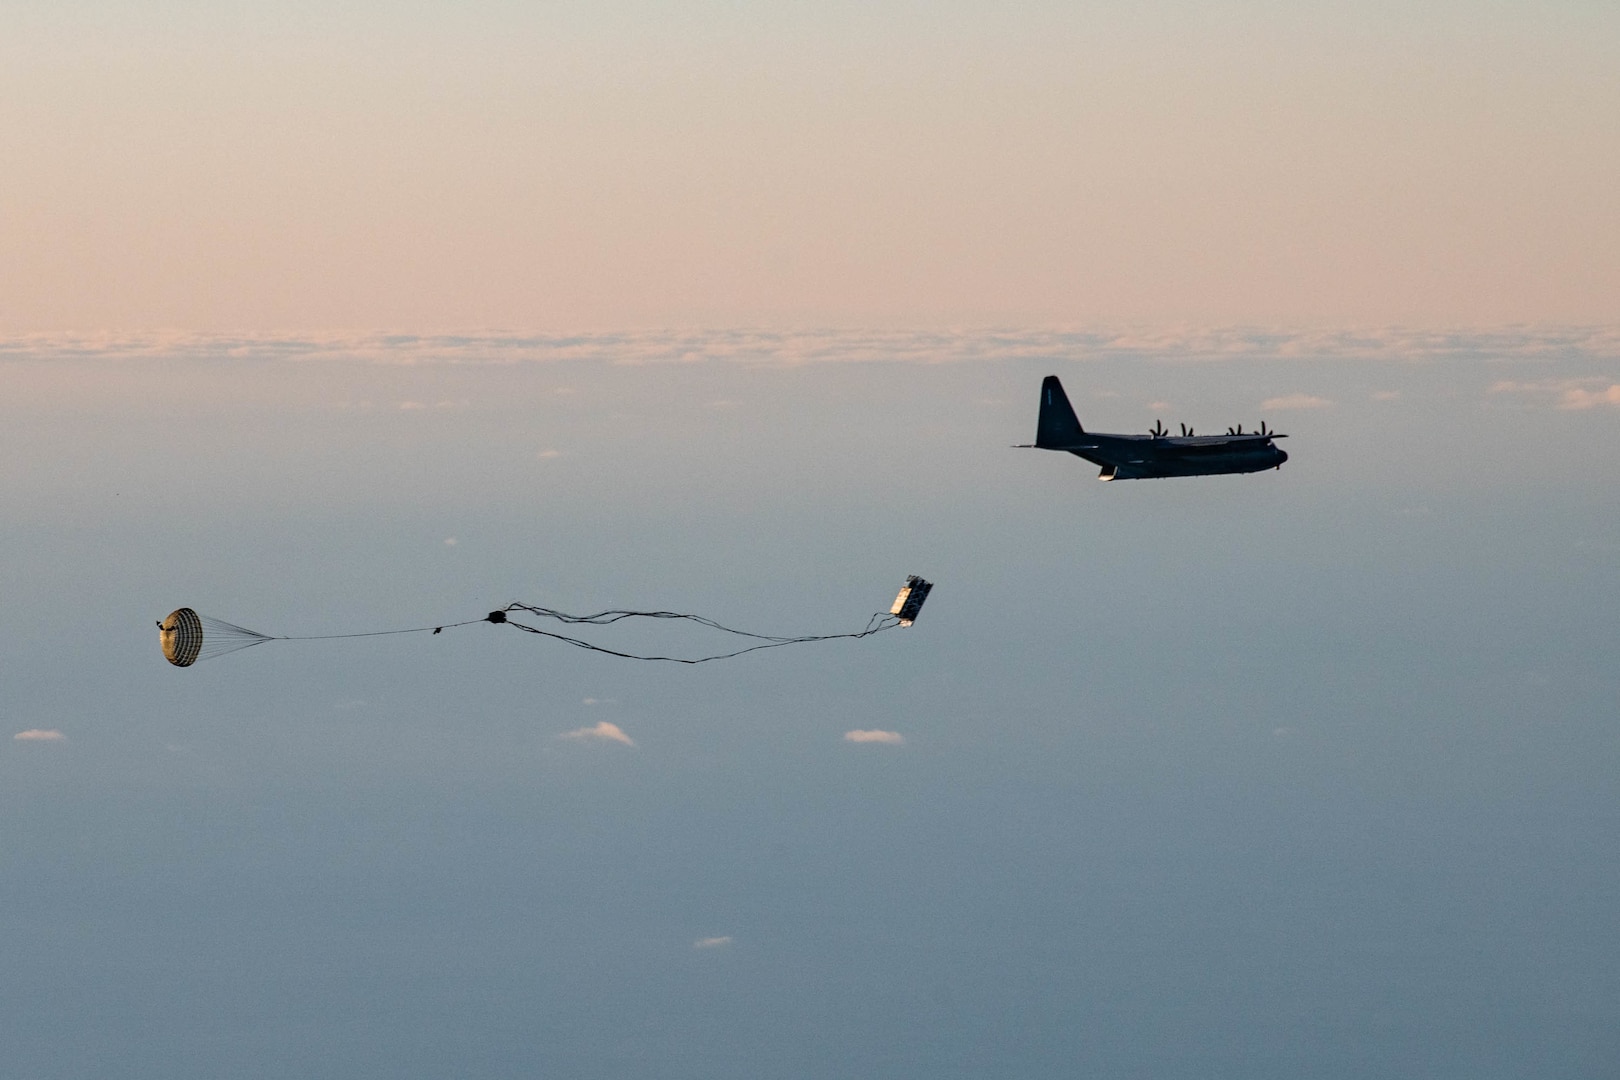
[1179,430,1289,443]
[1012,443,1100,450]
[1164,433,1286,448]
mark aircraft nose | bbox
[1276,449,1289,466]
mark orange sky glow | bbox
[3,2,1616,332]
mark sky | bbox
[3,0,1618,330]
[4,2,1620,1076]
[3,331,1620,1078]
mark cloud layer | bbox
[3,326,1617,368]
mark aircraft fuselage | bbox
[1027,375,1289,481]
[1067,432,1288,481]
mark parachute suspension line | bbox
[156,577,932,668]
[268,618,489,643]
[493,603,904,665]
[498,604,900,643]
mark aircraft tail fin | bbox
[1036,375,1085,447]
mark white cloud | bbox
[581,697,616,706]
[398,400,427,410]
[443,537,457,546]
[693,936,733,949]
[13,729,65,742]
[1559,384,1620,410]
[1147,400,1172,412]
[1490,378,1620,410]
[1372,390,1400,401]
[560,721,634,747]
[537,448,562,459]
[1261,393,1332,410]
[844,729,904,745]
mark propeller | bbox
[1179,423,1195,436]
[1227,424,1244,435]
[1258,421,1270,436]
[1149,420,1168,438]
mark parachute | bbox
[158,608,275,667]
[157,576,934,668]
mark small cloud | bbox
[1271,726,1295,738]
[1261,394,1332,410]
[1372,390,1400,401]
[1489,379,1620,409]
[443,537,458,546]
[553,387,577,395]
[537,448,563,459]
[398,400,427,410]
[560,721,634,747]
[14,729,65,742]
[581,697,617,706]
[844,729,904,745]
[706,399,742,409]
[1147,400,1172,412]
[693,936,733,949]
[1559,385,1620,410]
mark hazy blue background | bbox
[3,332,1618,1078]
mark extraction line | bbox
[155,576,933,668]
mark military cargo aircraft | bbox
[1019,375,1288,481]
